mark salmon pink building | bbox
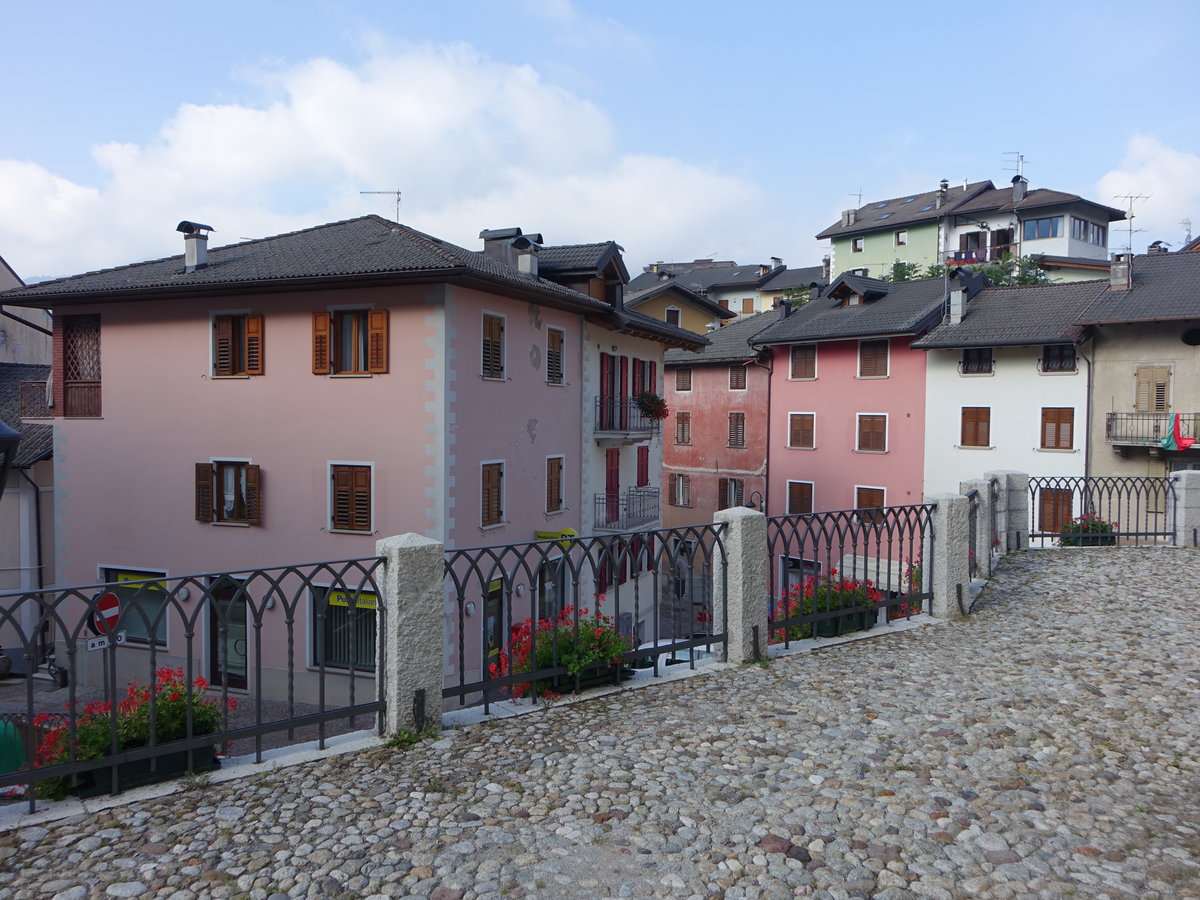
[750,272,985,516]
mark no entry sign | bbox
[89,591,121,635]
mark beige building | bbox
[1080,250,1200,477]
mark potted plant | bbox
[634,392,669,421]
[489,604,634,698]
[772,571,881,642]
[1060,513,1118,546]
[34,666,235,798]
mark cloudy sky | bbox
[2,0,1198,281]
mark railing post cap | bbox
[714,506,764,524]
[376,533,442,554]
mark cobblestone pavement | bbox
[3,548,1199,900]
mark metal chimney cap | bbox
[176,221,215,234]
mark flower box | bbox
[814,608,874,637]
[73,749,220,798]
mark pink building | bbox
[4,217,702,700]
[663,312,775,526]
[750,272,985,516]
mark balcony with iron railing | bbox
[1107,412,1200,447]
[593,487,660,531]
[594,396,661,435]
[947,245,1016,266]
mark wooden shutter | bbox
[632,359,642,397]
[961,407,990,447]
[729,365,746,390]
[1039,488,1072,532]
[367,309,389,374]
[788,482,813,515]
[547,330,563,384]
[213,316,234,376]
[729,412,745,447]
[675,412,690,444]
[680,475,690,507]
[483,316,504,379]
[637,445,649,487]
[619,356,629,428]
[244,315,264,375]
[732,479,744,507]
[649,361,656,393]
[195,463,213,522]
[675,367,691,391]
[482,464,503,526]
[668,473,677,506]
[791,345,815,379]
[718,477,729,510]
[1041,408,1074,449]
[858,415,886,452]
[244,464,262,525]
[859,341,888,377]
[789,414,814,449]
[546,457,562,512]
[332,466,353,530]
[312,312,331,374]
[1135,366,1170,413]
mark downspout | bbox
[750,348,773,514]
[1079,337,1094,478]
[18,467,44,589]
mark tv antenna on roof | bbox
[1113,192,1151,254]
[850,187,863,206]
[1002,151,1026,177]
[1182,218,1193,244]
[360,190,403,221]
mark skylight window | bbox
[878,213,893,220]
[874,202,887,209]
[919,204,934,211]
[903,197,916,204]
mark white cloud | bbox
[1097,135,1200,252]
[0,44,768,280]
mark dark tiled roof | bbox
[759,265,825,291]
[816,181,994,240]
[951,187,1125,222]
[538,242,624,275]
[617,308,709,351]
[750,274,978,345]
[664,312,776,365]
[627,263,769,296]
[914,280,1107,349]
[1,216,612,313]
[624,281,735,320]
[0,363,52,467]
[1078,250,1200,323]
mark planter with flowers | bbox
[634,392,669,422]
[35,666,235,799]
[489,604,635,699]
[1060,513,1118,546]
[772,572,882,642]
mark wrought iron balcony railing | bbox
[595,396,661,434]
[1106,412,1199,446]
[594,487,661,531]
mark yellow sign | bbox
[534,528,578,549]
[328,589,378,609]
[113,571,166,592]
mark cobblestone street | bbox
[3,548,1199,899]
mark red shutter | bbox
[649,361,657,394]
[312,313,331,374]
[637,445,649,487]
[619,356,629,428]
[367,309,389,373]
[244,315,264,376]
[632,359,642,398]
[600,353,612,429]
[718,478,729,510]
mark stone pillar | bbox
[712,506,768,663]
[1170,470,1200,547]
[376,533,445,735]
[925,493,970,620]
[986,470,1029,552]
[959,479,995,578]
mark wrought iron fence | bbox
[443,524,726,713]
[1028,476,1176,547]
[1106,412,1200,446]
[593,487,661,531]
[595,396,662,433]
[988,477,1001,554]
[0,557,384,810]
[765,505,934,650]
[965,489,980,580]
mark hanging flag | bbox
[1160,413,1197,451]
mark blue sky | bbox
[2,0,1198,279]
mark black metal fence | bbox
[0,558,384,811]
[988,476,1001,554]
[1028,476,1176,547]
[965,489,980,580]
[443,524,726,713]
[765,505,934,650]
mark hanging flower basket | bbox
[634,392,669,421]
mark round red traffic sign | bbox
[92,591,121,634]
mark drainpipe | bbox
[750,348,773,514]
[1079,339,1094,478]
[18,467,43,589]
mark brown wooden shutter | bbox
[331,466,353,530]
[482,464,503,526]
[675,412,690,444]
[961,407,990,447]
[213,316,234,377]
[546,457,562,512]
[675,367,691,391]
[244,464,262,525]
[718,478,729,510]
[788,482,813,515]
[860,341,888,377]
[729,412,745,446]
[351,467,371,530]
[1041,408,1074,449]
[312,312,331,374]
[668,474,677,506]
[729,365,746,390]
[791,345,816,379]
[1039,488,1072,532]
[367,309,389,373]
[195,463,213,522]
[680,475,690,507]
[789,414,814,448]
[244,315,264,375]
[858,415,886,451]
[483,316,504,378]
[547,330,563,383]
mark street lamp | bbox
[0,421,21,494]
